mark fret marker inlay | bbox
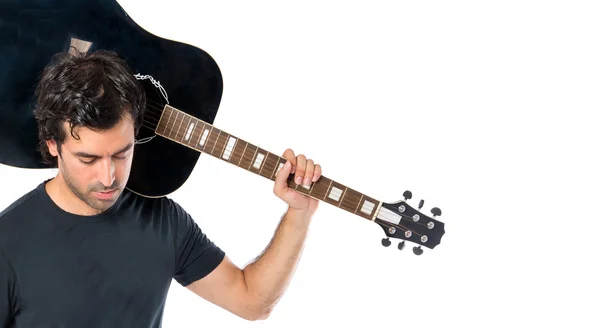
[222,137,237,160]
[361,200,375,215]
[253,153,265,169]
[328,186,343,201]
[184,122,195,141]
[199,129,209,147]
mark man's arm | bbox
[186,149,321,321]
[187,207,312,320]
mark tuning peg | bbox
[381,238,391,247]
[418,199,424,210]
[403,190,412,200]
[413,246,423,255]
[397,241,405,250]
[431,207,442,217]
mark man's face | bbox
[48,115,135,214]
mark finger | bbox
[312,164,322,182]
[303,159,314,186]
[274,159,292,195]
[282,148,296,173]
[294,154,307,185]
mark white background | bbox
[1,0,599,327]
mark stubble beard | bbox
[61,167,121,213]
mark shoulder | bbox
[116,187,190,220]
[0,182,42,230]
[115,189,202,242]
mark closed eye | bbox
[80,155,127,164]
[74,143,133,164]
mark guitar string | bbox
[133,74,438,242]
[137,104,433,240]
[139,113,434,235]
[134,79,429,243]
[142,109,161,121]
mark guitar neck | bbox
[154,105,382,221]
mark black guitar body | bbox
[0,0,223,197]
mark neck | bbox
[155,105,383,221]
[45,175,102,216]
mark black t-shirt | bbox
[0,179,225,327]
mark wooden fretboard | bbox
[155,105,381,221]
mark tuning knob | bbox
[403,190,412,200]
[431,207,442,217]
[381,238,391,247]
[398,241,405,250]
[418,199,424,210]
[413,246,423,255]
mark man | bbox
[0,49,322,327]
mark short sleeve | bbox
[0,247,20,327]
[168,199,225,287]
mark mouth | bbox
[94,189,117,200]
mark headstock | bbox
[374,190,445,255]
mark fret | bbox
[156,106,174,136]
[257,151,275,178]
[286,173,300,190]
[213,131,229,159]
[324,180,333,200]
[307,180,316,195]
[305,177,332,200]
[209,130,221,155]
[249,147,268,175]
[338,187,348,206]
[269,156,282,180]
[197,124,211,149]
[240,144,258,170]
[201,126,217,153]
[184,116,196,145]
[238,141,249,167]
[323,180,347,207]
[355,194,364,214]
[172,112,182,141]
[176,115,191,143]
[155,105,172,135]
[230,139,248,167]
[257,151,269,176]
[156,104,380,223]
[340,188,363,213]
[222,135,238,161]
[167,111,180,139]
[356,195,379,219]
[190,119,205,149]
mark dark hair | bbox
[33,49,146,167]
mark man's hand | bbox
[273,148,322,216]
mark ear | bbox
[46,139,59,157]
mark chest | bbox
[13,220,174,324]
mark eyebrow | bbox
[73,142,133,159]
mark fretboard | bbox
[155,105,381,221]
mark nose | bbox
[98,157,116,188]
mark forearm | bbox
[242,206,313,316]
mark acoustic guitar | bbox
[0,0,445,255]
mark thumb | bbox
[274,160,292,194]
